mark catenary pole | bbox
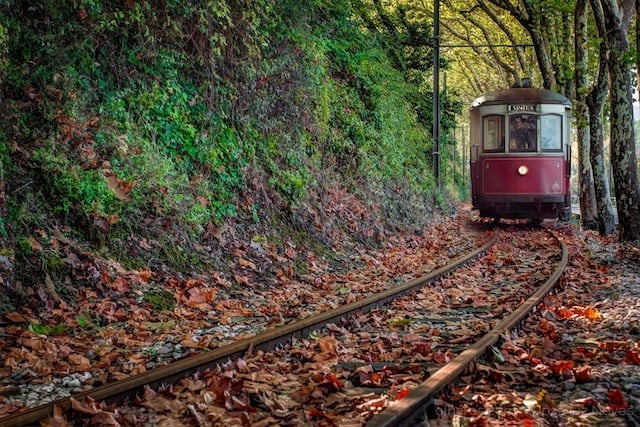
[433,0,441,189]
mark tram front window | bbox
[509,114,537,152]
[483,115,504,152]
[541,114,562,151]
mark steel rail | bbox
[368,227,568,427]
[0,233,497,427]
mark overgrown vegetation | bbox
[0,0,462,311]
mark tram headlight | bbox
[517,165,529,176]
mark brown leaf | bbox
[71,396,102,415]
[41,405,73,427]
[68,353,91,369]
[238,258,257,270]
[318,335,338,356]
[143,396,183,413]
[4,312,28,323]
[88,412,120,426]
[105,174,132,201]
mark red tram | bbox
[470,87,572,221]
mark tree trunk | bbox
[574,0,598,229]
[576,0,615,235]
[600,0,640,241]
[585,0,616,235]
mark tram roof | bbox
[472,88,571,108]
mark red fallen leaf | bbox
[599,341,629,351]
[625,350,640,365]
[326,374,344,389]
[574,346,597,359]
[189,287,217,303]
[608,389,629,410]
[306,405,330,420]
[573,365,592,383]
[551,360,574,380]
[539,319,558,342]
[370,371,385,386]
[576,306,602,320]
[574,396,600,409]
[397,388,410,399]
[553,307,575,319]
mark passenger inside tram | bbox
[509,114,536,151]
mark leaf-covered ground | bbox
[0,205,486,417]
[2,207,640,427]
[435,222,640,426]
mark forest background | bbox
[0,0,640,312]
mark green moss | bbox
[143,288,176,312]
[29,322,68,336]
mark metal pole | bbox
[462,125,467,185]
[452,126,456,184]
[432,0,441,189]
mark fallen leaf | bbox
[608,389,628,411]
[537,389,554,410]
[71,396,102,415]
[40,405,72,427]
[573,365,592,383]
[4,312,27,323]
[625,350,640,365]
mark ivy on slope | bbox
[0,0,456,311]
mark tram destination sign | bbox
[508,104,538,112]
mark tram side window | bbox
[509,114,537,152]
[483,115,504,152]
[541,114,562,151]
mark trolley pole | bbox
[432,0,441,189]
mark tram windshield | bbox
[509,114,536,152]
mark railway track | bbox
[370,225,568,426]
[0,226,495,427]
[2,224,568,426]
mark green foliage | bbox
[29,147,117,217]
[76,311,101,331]
[29,321,68,336]
[101,78,244,229]
[0,0,455,289]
